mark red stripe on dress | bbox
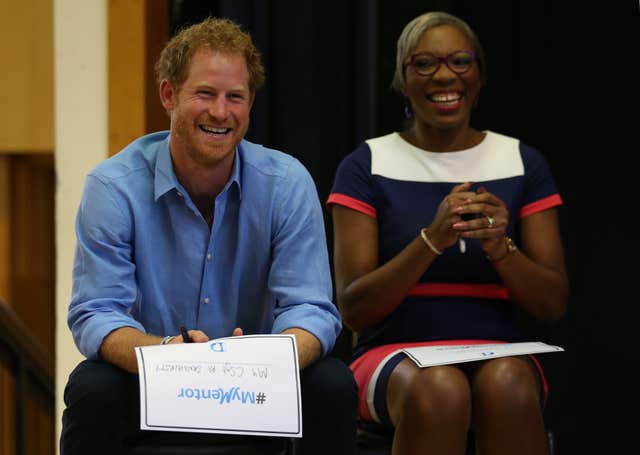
[326,193,377,218]
[407,283,510,300]
[519,194,562,218]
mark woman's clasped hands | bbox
[427,181,510,257]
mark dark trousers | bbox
[60,356,357,455]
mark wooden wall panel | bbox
[10,156,55,355]
[25,386,54,455]
[145,0,170,138]
[109,0,169,156]
[0,349,16,455]
[0,155,54,455]
[0,156,10,304]
[108,0,146,156]
[0,0,54,153]
[0,0,55,451]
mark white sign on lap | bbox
[135,334,302,437]
[402,341,564,368]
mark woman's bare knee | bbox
[389,362,472,428]
[473,356,541,415]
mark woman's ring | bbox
[486,216,495,228]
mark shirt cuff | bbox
[271,303,341,356]
[75,316,146,360]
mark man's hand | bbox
[100,326,211,373]
[100,327,164,373]
[168,328,209,344]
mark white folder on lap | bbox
[402,341,564,368]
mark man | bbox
[61,17,357,455]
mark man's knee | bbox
[298,357,357,454]
[61,360,137,455]
[301,356,357,404]
[63,359,135,418]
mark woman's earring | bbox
[404,104,413,119]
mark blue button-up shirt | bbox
[68,131,340,360]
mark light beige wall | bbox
[54,0,108,452]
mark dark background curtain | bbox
[169,1,638,452]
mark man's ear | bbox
[159,79,176,112]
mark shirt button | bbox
[207,253,212,261]
[177,191,183,197]
[204,297,210,304]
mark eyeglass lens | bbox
[412,51,474,76]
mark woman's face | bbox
[404,25,482,132]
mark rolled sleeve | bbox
[68,175,144,359]
[272,303,341,355]
[269,159,341,355]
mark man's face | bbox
[161,49,254,169]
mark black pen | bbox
[179,325,193,343]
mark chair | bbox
[123,432,294,454]
[356,421,556,455]
[338,328,556,455]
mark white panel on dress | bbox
[368,131,524,183]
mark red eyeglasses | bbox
[404,50,476,76]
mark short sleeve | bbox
[520,143,563,218]
[327,143,377,218]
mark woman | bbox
[328,11,568,454]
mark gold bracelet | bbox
[488,236,518,263]
[420,228,443,255]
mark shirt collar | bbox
[154,134,243,201]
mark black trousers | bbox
[60,356,357,455]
